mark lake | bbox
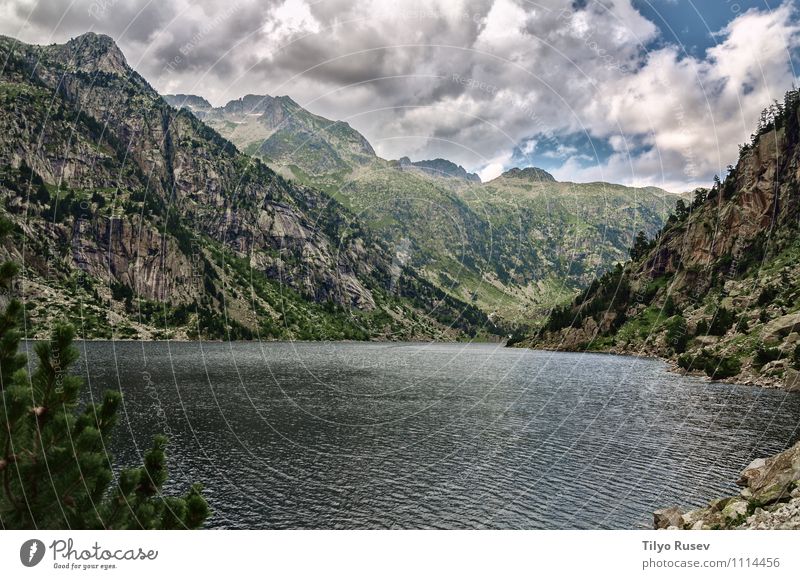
[65,341,800,529]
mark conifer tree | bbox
[629,230,651,261]
[0,216,208,529]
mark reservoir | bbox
[68,341,800,529]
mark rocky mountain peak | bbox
[276,95,300,108]
[410,158,481,182]
[499,166,557,182]
[63,32,128,75]
[221,94,276,115]
[163,94,212,112]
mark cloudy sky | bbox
[1,0,798,190]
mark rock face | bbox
[528,89,800,390]
[0,32,488,340]
[654,441,800,530]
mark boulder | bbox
[762,313,800,345]
[681,508,710,529]
[654,507,684,530]
[762,359,787,377]
[785,368,800,393]
[738,457,767,485]
[694,335,719,347]
[721,499,749,524]
[737,442,800,506]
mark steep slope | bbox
[0,33,490,341]
[527,90,800,389]
[164,92,680,328]
[334,164,679,327]
[166,93,375,175]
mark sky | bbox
[1,0,798,190]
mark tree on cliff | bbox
[629,230,652,261]
[0,216,209,529]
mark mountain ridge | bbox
[162,89,680,327]
[0,32,491,340]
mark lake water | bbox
[66,341,800,529]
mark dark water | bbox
[64,341,800,529]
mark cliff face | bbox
[527,90,800,389]
[0,33,488,340]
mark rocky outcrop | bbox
[653,507,684,530]
[162,94,212,117]
[496,166,556,182]
[785,368,800,392]
[654,441,800,530]
[409,158,481,182]
[761,313,800,345]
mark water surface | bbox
[66,341,800,529]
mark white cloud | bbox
[477,162,505,182]
[257,0,322,60]
[575,2,800,190]
[0,0,797,190]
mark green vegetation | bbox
[677,350,742,380]
[664,315,689,354]
[0,218,209,529]
[184,90,678,329]
[529,89,800,385]
[754,345,782,369]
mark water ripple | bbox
[73,341,800,529]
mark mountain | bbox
[498,167,556,182]
[164,93,681,328]
[169,93,376,176]
[0,32,491,341]
[525,89,800,389]
[404,158,480,182]
[162,93,212,116]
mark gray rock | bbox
[654,507,684,530]
[762,313,800,345]
[721,499,748,523]
[738,441,800,506]
[785,368,800,393]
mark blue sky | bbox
[635,1,783,55]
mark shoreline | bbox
[654,440,800,530]
[518,342,786,390]
[22,336,509,345]
[522,343,800,530]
